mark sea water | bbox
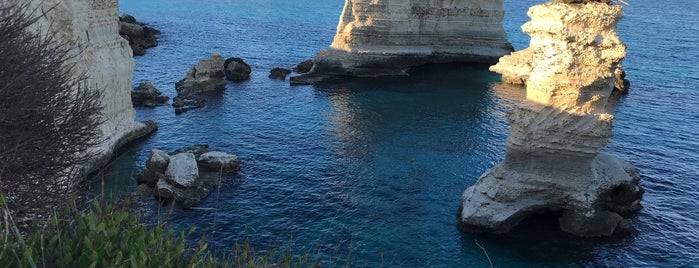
[102,0,699,266]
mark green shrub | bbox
[0,196,314,268]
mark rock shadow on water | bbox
[310,63,503,93]
[461,210,640,266]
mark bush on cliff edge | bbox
[0,1,103,221]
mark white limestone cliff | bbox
[291,0,513,84]
[27,0,156,176]
[458,1,642,237]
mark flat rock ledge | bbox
[135,144,240,208]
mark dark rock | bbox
[269,68,292,80]
[614,68,630,93]
[198,151,240,172]
[171,144,210,158]
[118,14,160,56]
[132,81,169,107]
[146,149,170,173]
[119,13,137,24]
[293,59,313,74]
[137,168,162,186]
[224,57,251,81]
[172,96,205,114]
[119,22,143,37]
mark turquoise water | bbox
[103,0,699,266]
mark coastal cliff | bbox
[458,2,642,237]
[291,0,513,84]
[27,0,155,176]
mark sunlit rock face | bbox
[458,2,642,237]
[27,0,155,176]
[291,0,513,84]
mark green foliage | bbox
[0,196,316,268]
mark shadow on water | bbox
[459,211,640,267]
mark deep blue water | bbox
[102,0,699,266]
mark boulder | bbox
[146,149,170,173]
[224,57,251,81]
[119,13,137,24]
[172,96,206,114]
[119,22,143,37]
[171,144,210,158]
[154,177,175,200]
[293,59,313,74]
[132,81,169,107]
[269,68,292,80]
[118,14,160,56]
[198,151,240,172]
[164,153,199,188]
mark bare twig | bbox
[475,237,495,268]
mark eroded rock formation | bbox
[458,2,642,237]
[137,145,241,208]
[291,0,513,84]
[26,0,156,177]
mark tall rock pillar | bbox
[458,2,642,237]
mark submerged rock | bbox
[458,2,642,237]
[131,81,169,107]
[118,14,160,56]
[224,57,251,81]
[269,68,292,80]
[291,0,513,84]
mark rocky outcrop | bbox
[291,0,513,84]
[173,53,226,113]
[175,53,226,97]
[224,57,251,81]
[118,14,160,56]
[269,67,292,80]
[458,2,642,237]
[131,81,169,107]
[25,0,156,178]
[293,59,313,74]
[138,145,241,208]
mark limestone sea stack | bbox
[291,0,513,84]
[26,0,156,177]
[458,2,642,237]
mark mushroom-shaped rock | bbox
[224,57,251,81]
[269,68,292,80]
[197,151,240,172]
[164,153,199,188]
